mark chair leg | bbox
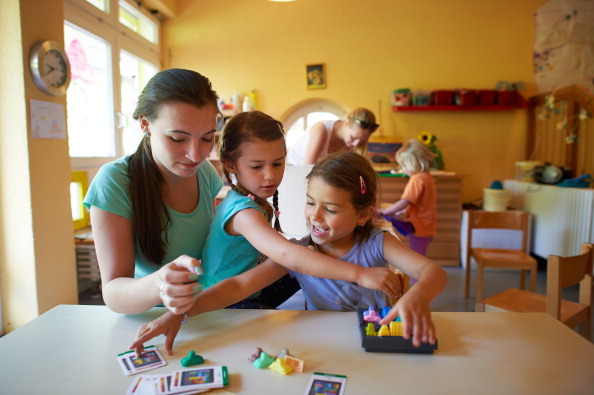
[529,267,537,292]
[577,318,591,341]
[476,264,484,303]
[465,259,471,298]
[519,269,526,290]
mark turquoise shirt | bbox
[83,156,223,278]
[199,189,266,290]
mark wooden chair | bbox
[476,243,593,341]
[390,266,410,305]
[465,210,537,302]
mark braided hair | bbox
[218,111,285,232]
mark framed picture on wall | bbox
[306,63,326,90]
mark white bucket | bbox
[515,161,544,182]
[483,188,510,211]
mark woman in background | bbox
[288,107,378,165]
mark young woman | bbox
[84,69,223,314]
[288,107,379,165]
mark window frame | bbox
[64,0,161,170]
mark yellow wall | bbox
[0,0,78,333]
[0,0,549,332]
[162,0,548,201]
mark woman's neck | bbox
[162,174,199,213]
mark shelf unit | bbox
[379,175,463,266]
[392,92,528,112]
[392,104,526,112]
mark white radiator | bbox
[504,180,594,258]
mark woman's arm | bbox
[130,259,288,355]
[379,233,448,345]
[302,122,329,165]
[231,208,401,298]
[91,207,201,314]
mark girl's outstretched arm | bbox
[130,259,288,355]
[380,198,409,217]
[378,233,448,346]
[231,208,401,299]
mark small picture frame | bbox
[306,63,326,90]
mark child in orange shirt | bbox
[379,139,436,255]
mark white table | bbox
[1,305,593,394]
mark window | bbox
[65,0,160,227]
[71,171,89,230]
[64,0,160,169]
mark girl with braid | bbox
[197,111,401,309]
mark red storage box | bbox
[432,90,454,106]
[478,90,497,105]
[456,89,477,106]
[497,91,518,106]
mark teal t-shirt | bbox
[83,156,223,278]
[199,189,266,290]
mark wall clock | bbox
[29,40,71,96]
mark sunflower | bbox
[417,131,435,146]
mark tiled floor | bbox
[79,265,593,340]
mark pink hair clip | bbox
[247,194,255,201]
[275,211,281,218]
[359,176,366,195]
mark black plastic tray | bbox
[357,308,438,354]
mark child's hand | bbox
[158,255,203,315]
[379,292,436,347]
[356,267,402,301]
[130,311,184,356]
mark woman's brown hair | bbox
[129,68,219,265]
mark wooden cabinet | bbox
[379,175,463,266]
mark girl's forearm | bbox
[186,262,287,318]
[410,264,448,302]
[382,199,409,216]
[275,245,362,283]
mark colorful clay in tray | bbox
[357,308,438,354]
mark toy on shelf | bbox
[357,308,438,354]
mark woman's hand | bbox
[130,311,184,356]
[158,255,203,314]
[356,267,402,301]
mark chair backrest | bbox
[466,210,530,260]
[546,243,594,319]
